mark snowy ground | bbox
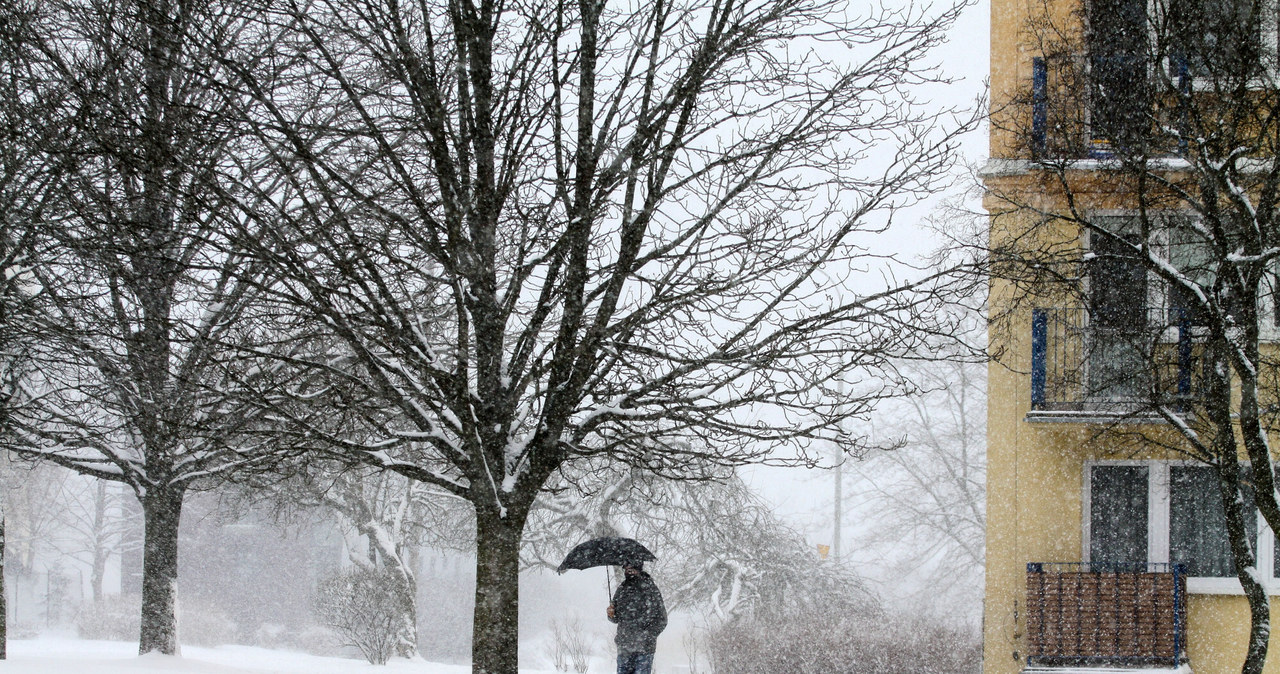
[0,638,575,674]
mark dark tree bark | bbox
[472,510,524,674]
[1206,340,1270,673]
[139,485,185,655]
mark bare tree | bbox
[0,2,66,653]
[2,0,290,654]
[979,0,1280,669]
[218,0,975,670]
[51,476,133,604]
[526,462,878,620]
[846,313,985,617]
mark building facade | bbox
[982,0,1280,670]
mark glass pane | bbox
[1168,218,1213,326]
[1170,465,1256,578]
[1270,271,1280,328]
[1089,229,1147,327]
[1091,465,1149,564]
[1088,0,1149,145]
[1168,0,1262,79]
[1087,225,1150,400]
[1274,520,1280,579]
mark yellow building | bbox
[982,0,1280,671]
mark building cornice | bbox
[980,156,1275,178]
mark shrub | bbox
[706,610,980,674]
[545,617,594,673]
[75,594,141,641]
[314,567,406,665]
[179,601,237,647]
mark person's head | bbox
[623,561,644,576]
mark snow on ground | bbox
[0,638,565,674]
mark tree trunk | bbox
[1206,340,1269,674]
[1218,458,1269,674]
[91,481,108,604]
[471,513,522,674]
[138,486,184,655]
[388,564,418,659]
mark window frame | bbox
[1151,0,1280,89]
[1083,213,1280,342]
[1084,459,1280,594]
[1082,0,1280,148]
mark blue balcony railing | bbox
[1026,52,1191,160]
[1026,562,1187,668]
[1029,307,1200,414]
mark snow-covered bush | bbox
[314,568,404,664]
[545,617,594,673]
[705,609,979,674]
[697,547,979,674]
[75,594,141,641]
[179,601,238,647]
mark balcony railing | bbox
[1028,54,1190,160]
[1026,562,1188,668]
[1029,307,1200,415]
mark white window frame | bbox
[1084,213,1280,343]
[1148,0,1280,89]
[1083,0,1280,147]
[1085,459,1280,594]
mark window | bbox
[1088,224,1148,328]
[1086,218,1153,401]
[1168,0,1267,80]
[1169,464,1256,577]
[1087,0,1150,147]
[1165,216,1214,326]
[1089,464,1149,563]
[1087,462,1273,593]
[1081,214,1280,407]
[1086,0,1278,146]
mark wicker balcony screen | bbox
[1025,563,1187,667]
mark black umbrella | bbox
[557,536,657,574]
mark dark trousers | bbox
[617,652,655,674]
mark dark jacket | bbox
[609,570,667,655]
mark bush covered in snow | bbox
[314,567,405,664]
[75,595,141,641]
[179,601,238,647]
[704,610,979,673]
[693,551,980,674]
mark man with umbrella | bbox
[607,560,667,674]
[558,537,668,674]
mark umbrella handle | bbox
[606,566,613,602]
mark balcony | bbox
[1025,562,1188,669]
[1027,54,1190,161]
[1028,307,1200,421]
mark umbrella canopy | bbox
[557,536,657,574]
